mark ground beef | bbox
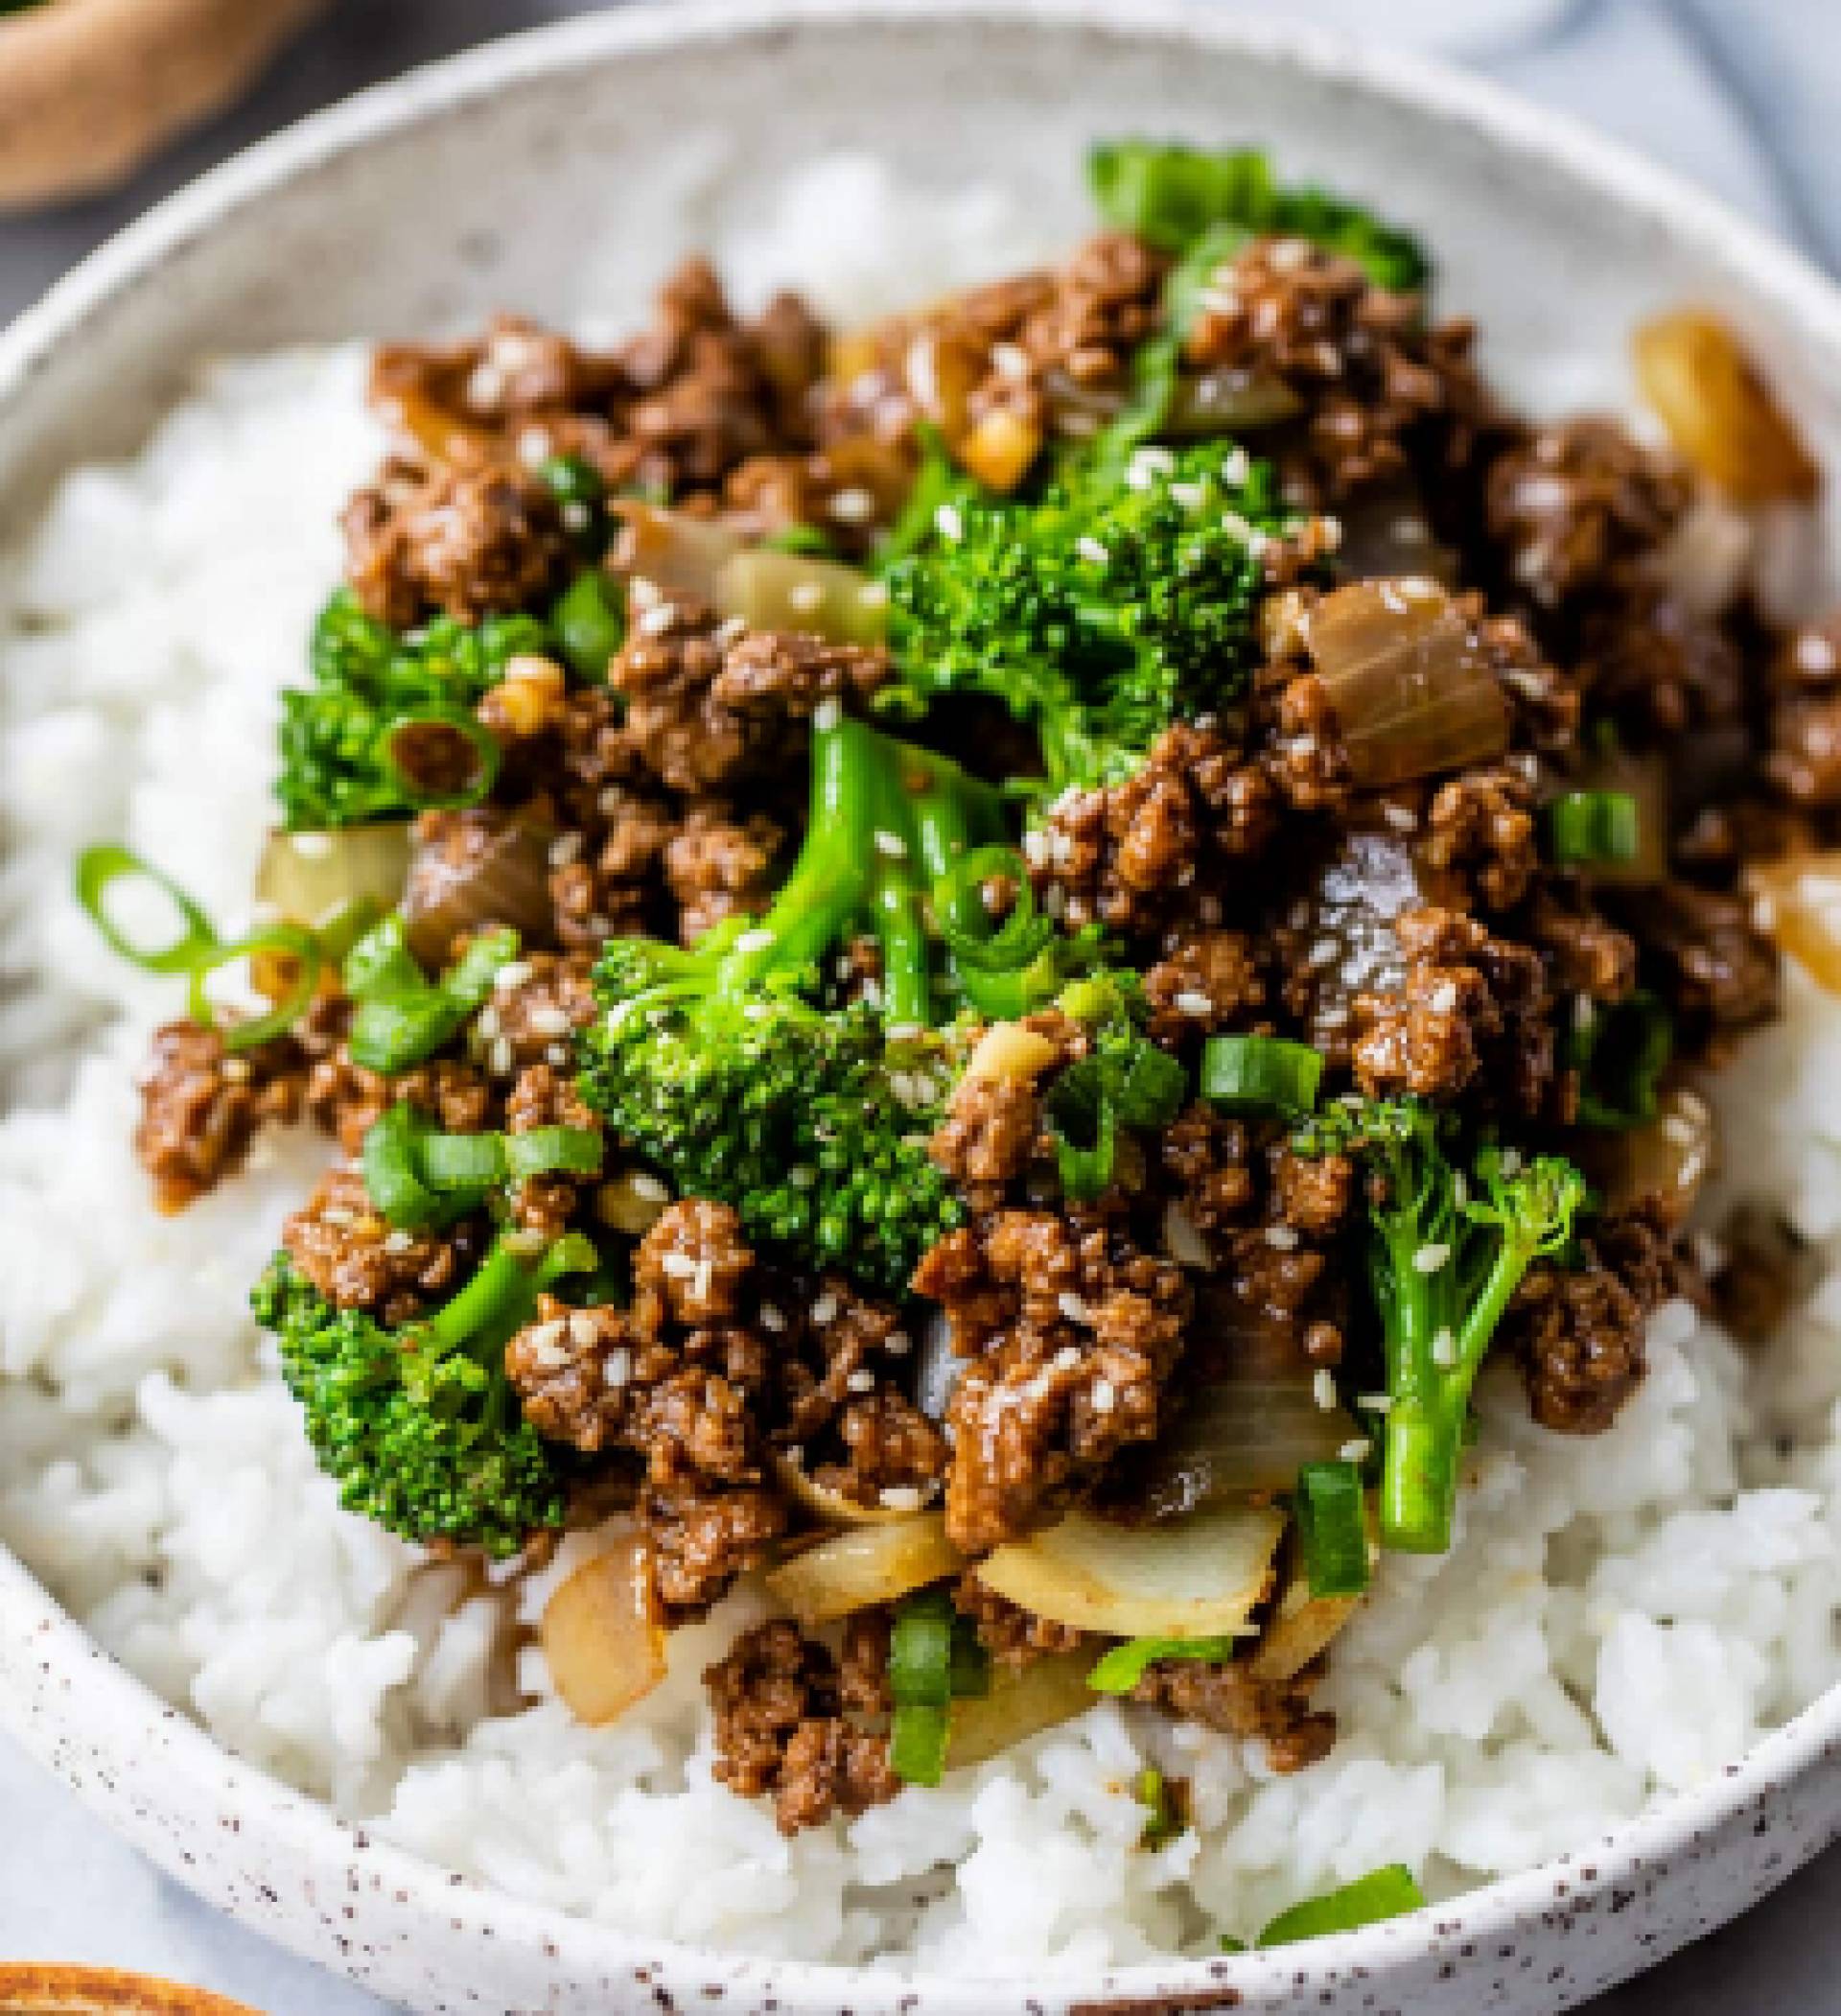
[281,1166,479,1324]
[1484,417,1689,621]
[955,1579,1088,1667]
[486,953,600,1074]
[342,457,572,629]
[134,1020,304,1213]
[647,1481,789,1617]
[912,1209,1190,1552]
[1142,930,1267,1044]
[1181,236,1486,507]
[1418,763,1541,912]
[303,1048,496,1160]
[1031,723,1276,936]
[611,597,892,795]
[1506,1201,1676,1434]
[663,804,783,943]
[1524,884,1639,1003]
[705,1616,899,1835]
[1130,1655,1335,1770]
[1611,879,1780,1046]
[1352,904,1556,1113]
[503,1063,601,1238]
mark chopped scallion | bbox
[1295,1460,1371,1599]
[550,571,625,681]
[375,708,501,811]
[1548,789,1640,868]
[503,1127,604,1183]
[75,844,219,974]
[889,1702,951,1788]
[1200,1035,1323,1117]
[1255,1864,1427,1947]
[1086,1634,1244,1696]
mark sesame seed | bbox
[1222,447,1250,486]
[630,1172,668,1203]
[1662,1113,1697,1146]
[788,1165,816,1188]
[1431,1326,1457,1370]
[545,1043,570,1067]
[1497,1147,1523,1177]
[874,830,908,858]
[935,503,965,543]
[1174,990,1214,1018]
[504,1228,546,1258]
[810,1292,840,1325]
[291,832,334,859]
[527,1005,570,1037]
[660,1252,697,1279]
[1428,980,1459,1015]
[548,832,584,867]
[638,601,680,637]
[476,1004,501,1040]
[812,697,842,733]
[991,341,1032,382]
[603,1348,632,1389]
[490,1036,514,1077]
[1057,1293,1090,1324]
[569,1312,599,1348]
[1412,1242,1451,1274]
[1383,804,1418,833]
[1357,1393,1393,1414]
[1076,535,1111,568]
[847,1368,876,1394]
[828,486,876,525]
[221,1056,252,1083]
[885,1330,912,1356]
[734,927,774,953]
[1265,1225,1300,1251]
[1339,1437,1372,1465]
[787,580,826,614]
[857,580,890,610]
[1313,1369,1338,1411]
[1796,631,1838,675]
[758,1304,786,1332]
[1053,1345,1084,1371]
[1089,1378,1117,1415]
[383,1230,416,1254]
[879,1485,925,1512]
[1170,481,1206,510]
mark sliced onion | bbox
[914,1307,964,1423]
[539,1535,666,1725]
[256,825,411,931]
[1131,1379,1361,1520]
[973,1503,1286,1640]
[717,547,890,647]
[770,1450,916,1528]
[1634,310,1819,503]
[616,504,750,605]
[764,1513,964,1623]
[1575,1079,1716,1223]
[945,1651,1096,1768]
[1248,1572,1363,1684]
[1165,367,1303,438]
[1654,493,1756,621]
[1305,577,1511,786]
[401,809,556,973]
[1749,851,1841,996]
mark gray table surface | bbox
[0,1,1836,2010]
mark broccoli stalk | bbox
[253,1229,596,1556]
[883,444,1295,793]
[1333,1104,1587,1553]
[577,713,1022,1292]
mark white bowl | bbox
[3,4,1840,2011]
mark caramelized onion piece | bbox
[764,1514,964,1623]
[374,383,497,466]
[256,824,410,931]
[718,548,890,648]
[540,1535,667,1725]
[1749,851,1841,996]
[1132,1377,1362,1519]
[973,1504,1286,1640]
[1248,1573,1363,1684]
[1635,310,1820,504]
[401,809,555,972]
[616,504,750,605]
[1335,485,1460,589]
[1306,577,1511,786]
[1165,367,1303,438]
[946,1651,1096,1767]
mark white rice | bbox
[2,170,1840,1973]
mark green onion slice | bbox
[375,708,502,811]
[75,845,220,974]
[889,1702,951,1788]
[890,1588,956,1709]
[349,994,465,1077]
[184,924,322,1053]
[504,1127,604,1182]
[1548,789,1640,868]
[1296,1461,1371,1599]
[935,845,1054,975]
[1200,1035,1324,1117]
[551,571,625,681]
[342,914,426,1003]
[361,1102,487,1231]
[1086,1634,1244,1696]
[1256,1865,1427,1948]
[420,1132,509,1191]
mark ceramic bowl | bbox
[3,5,1840,2011]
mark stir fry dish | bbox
[84,140,1833,1838]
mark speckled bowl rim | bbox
[3,3,1841,2009]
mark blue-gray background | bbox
[0,2,1833,2010]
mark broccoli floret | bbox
[1086,140,1431,293]
[1304,1101,1588,1553]
[577,713,1027,1293]
[882,444,1293,793]
[275,591,554,829]
[253,1230,595,1557]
